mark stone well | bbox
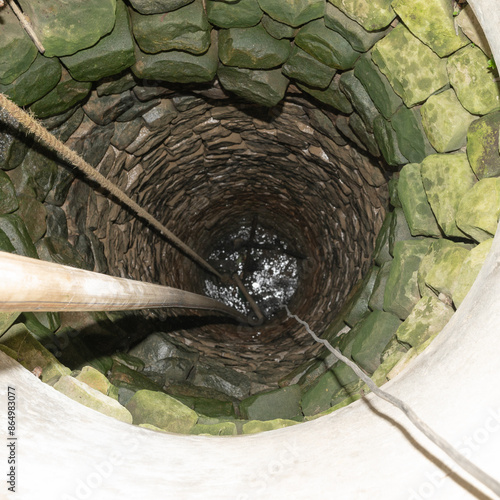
[1,0,500,498]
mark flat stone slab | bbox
[328,0,395,31]
[447,45,500,115]
[257,0,325,27]
[242,418,299,434]
[420,153,477,238]
[54,375,132,424]
[207,0,262,28]
[239,385,302,420]
[298,75,353,114]
[372,24,448,107]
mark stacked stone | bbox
[1,0,500,430]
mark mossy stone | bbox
[206,0,262,28]
[191,397,235,419]
[330,361,359,387]
[466,111,500,179]
[447,45,500,115]
[325,4,389,53]
[54,375,133,423]
[17,0,116,58]
[383,238,434,320]
[107,360,164,395]
[328,0,395,31]
[35,237,86,268]
[392,0,468,57]
[190,422,237,436]
[0,4,37,85]
[368,260,393,311]
[354,53,403,120]
[297,75,353,114]
[390,105,436,164]
[0,214,38,258]
[373,211,393,265]
[16,195,47,243]
[29,69,92,119]
[420,153,477,238]
[75,366,113,395]
[61,0,135,82]
[1,324,70,382]
[133,31,218,84]
[424,242,470,298]
[126,389,198,433]
[350,310,402,374]
[218,66,289,107]
[398,163,441,237]
[0,312,20,337]
[257,0,325,27]
[128,0,193,14]
[348,113,380,157]
[219,25,291,69]
[456,178,500,242]
[453,238,494,307]
[242,418,299,434]
[131,0,210,55]
[282,46,335,89]
[300,370,343,416]
[239,385,302,420]
[389,207,415,255]
[373,115,408,167]
[0,171,18,214]
[396,296,454,348]
[261,14,296,39]
[372,24,449,107]
[295,19,360,71]
[339,71,379,133]
[0,53,62,107]
[344,266,380,327]
[421,89,477,153]
[417,238,456,297]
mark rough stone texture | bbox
[207,0,262,28]
[420,89,477,153]
[348,113,380,157]
[396,296,454,348]
[128,0,193,14]
[219,25,291,69]
[328,0,395,31]
[0,171,19,214]
[83,91,136,126]
[300,370,343,416]
[354,53,403,120]
[261,14,296,39]
[29,69,92,119]
[368,260,392,311]
[242,418,299,434]
[16,195,47,243]
[75,365,114,395]
[392,0,468,57]
[373,211,393,265]
[133,31,218,83]
[456,5,492,57]
[325,4,389,53]
[190,361,251,399]
[1,324,70,382]
[0,53,62,107]
[453,238,494,307]
[417,238,455,298]
[295,19,360,70]
[466,111,500,179]
[0,4,37,85]
[373,115,408,167]
[239,385,301,420]
[257,0,325,27]
[372,24,449,107]
[447,45,500,115]
[143,357,195,387]
[350,311,402,373]
[218,66,289,107]
[35,236,87,268]
[54,375,132,423]
[423,242,470,298]
[420,153,477,238]
[126,389,198,432]
[190,422,237,436]
[131,0,210,55]
[17,0,116,58]
[61,0,135,82]
[398,163,441,237]
[0,214,38,258]
[298,74,353,114]
[456,178,500,242]
[344,266,379,327]
[383,239,434,320]
[390,105,435,164]
[339,71,379,133]
[282,46,335,89]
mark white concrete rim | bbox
[1,2,500,499]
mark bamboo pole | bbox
[0,251,249,323]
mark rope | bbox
[0,93,224,281]
[285,306,500,498]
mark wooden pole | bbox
[0,251,249,323]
